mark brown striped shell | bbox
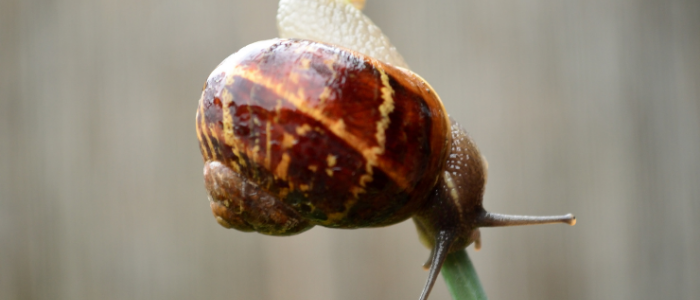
[196,39,451,235]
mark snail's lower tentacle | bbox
[471,228,482,251]
[418,230,455,300]
[422,247,435,270]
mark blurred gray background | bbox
[1,0,699,299]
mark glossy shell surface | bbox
[196,39,450,234]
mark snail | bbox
[196,38,576,300]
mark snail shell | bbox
[197,38,450,234]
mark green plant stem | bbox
[441,249,488,300]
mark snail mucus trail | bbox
[196,39,576,300]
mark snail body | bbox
[196,38,575,300]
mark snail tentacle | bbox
[419,230,455,300]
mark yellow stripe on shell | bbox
[195,97,210,160]
[199,103,217,160]
[355,67,396,192]
[296,124,312,136]
[208,123,221,158]
[282,132,296,149]
[276,153,292,180]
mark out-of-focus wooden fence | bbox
[1,0,698,299]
